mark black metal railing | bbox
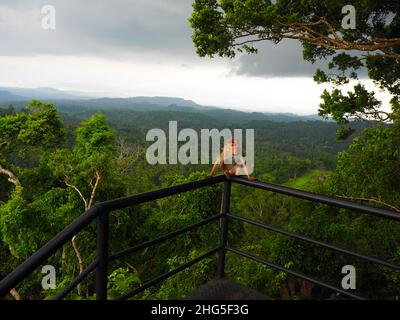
[0,174,399,300]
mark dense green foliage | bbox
[0,101,398,300]
[185,1,400,299]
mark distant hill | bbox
[0,87,90,100]
[0,86,325,123]
[195,108,324,123]
[0,90,25,103]
[51,97,202,111]
[0,87,201,107]
[102,96,200,108]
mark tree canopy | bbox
[190,0,400,138]
[1,100,399,299]
[0,100,65,190]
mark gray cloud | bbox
[232,40,321,77]
[0,0,196,60]
[0,0,364,78]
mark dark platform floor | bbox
[187,278,272,300]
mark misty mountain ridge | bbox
[0,87,94,101]
[0,86,325,123]
[0,90,25,102]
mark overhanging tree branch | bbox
[336,194,400,213]
[65,179,88,210]
[229,18,400,60]
[87,170,101,210]
[0,165,21,189]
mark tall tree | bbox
[48,113,116,211]
[46,113,117,294]
[0,100,65,192]
[0,100,64,299]
[190,0,400,138]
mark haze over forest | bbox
[0,0,399,302]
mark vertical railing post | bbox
[217,177,231,278]
[96,208,109,300]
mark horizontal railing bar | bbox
[230,176,400,222]
[109,214,222,261]
[0,176,226,297]
[3,174,397,300]
[228,213,400,271]
[99,175,226,212]
[0,205,101,297]
[118,247,221,300]
[227,247,365,300]
[54,259,99,300]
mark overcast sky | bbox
[0,0,390,114]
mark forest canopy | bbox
[0,98,399,300]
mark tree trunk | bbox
[0,165,22,190]
[71,235,84,295]
[300,279,315,299]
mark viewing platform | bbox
[188,278,271,300]
[1,175,399,300]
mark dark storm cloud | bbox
[0,0,334,77]
[232,40,323,77]
[0,0,196,59]
[231,38,369,78]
